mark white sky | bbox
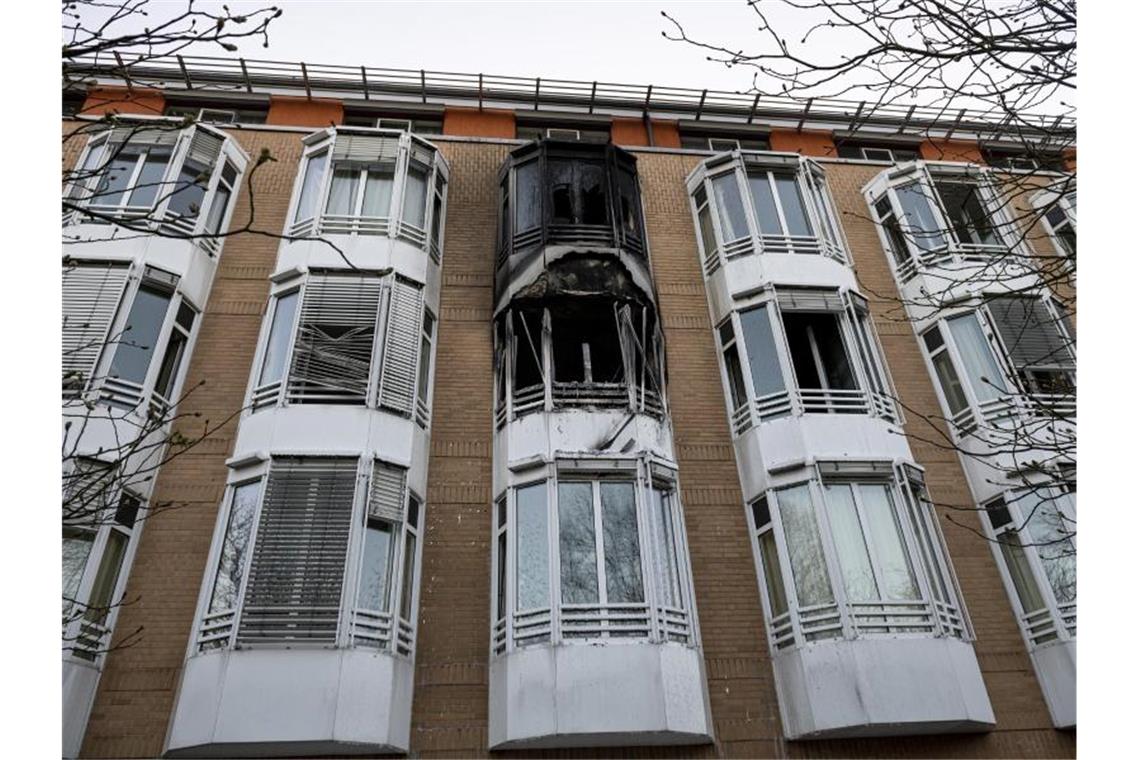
[125,1,794,94]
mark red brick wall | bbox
[443,108,516,139]
[266,95,343,127]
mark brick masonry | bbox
[73,129,1075,758]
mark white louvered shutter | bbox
[776,288,845,312]
[185,129,224,168]
[62,262,130,395]
[237,457,358,645]
[108,125,182,148]
[378,277,424,415]
[332,134,400,162]
[369,461,407,522]
[987,296,1075,370]
[286,273,383,404]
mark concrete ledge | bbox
[165,648,413,757]
[488,641,714,750]
[772,636,995,740]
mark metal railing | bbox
[66,52,1075,140]
[730,387,900,435]
[495,602,694,655]
[951,392,1075,438]
[765,597,967,651]
[895,241,1034,285]
[504,382,665,421]
[705,230,849,275]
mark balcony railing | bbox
[704,231,848,277]
[64,203,223,257]
[493,602,695,656]
[500,382,666,425]
[894,240,1029,284]
[951,392,1075,436]
[766,597,966,652]
[729,387,900,436]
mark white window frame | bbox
[1032,185,1077,261]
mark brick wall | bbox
[76,133,1075,758]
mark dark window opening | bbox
[835,142,920,162]
[875,197,911,266]
[164,104,268,125]
[782,312,856,391]
[933,181,999,246]
[548,160,608,226]
[551,305,624,384]
[983,147,1066,173]
[513,310,544,390]
[681,132,770,151]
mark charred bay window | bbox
[714,289,898,432]
[287,128,448,255]
[492,463,695,654]
[748,464,970,650]
[495,299,666,422]
[196,456,423,655]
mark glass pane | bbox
[651,488,681,608]
[516,483,550,610]
[697,203,718,256]
[558,482,599,604]
[166,161,208,218]
[496,530,508,621]
[361,164,395,216]
[205,183,232,235]
[357,521,395,612]
[758,530,789,617]
[208,481,261,614]
[931,350,970,414]
[823,484,878,601]
[859,484,919,600]
[1022,490,1076,604]
[110,286,172,384]
[748,173,782,235]
[294,150,328,222]
[128,147,175,208]
[739,306,785,397]
[325,166,360,216]
[399,531,417,620]
[934,181,998,246]
[403,162,429,228]
[600,482,643,604]
[417,333,432,404]
[153,327,188,400]
[895,182,946,251]
[430,192,443,248]
[1000,535,1047,613]
[723,343,748,409]
[578,162,608,225]
[515,160,542,231]
[775,484,834,607]
[258,292,299,386]
[947,313,1007,401]
[907,490,950,604]
[774,175,811,236]
[63,528,95,615]
[712,173,749,240]
[94,148,142,206]
[85,531,129,623]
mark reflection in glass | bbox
[558,482,599,604]
[600,482,643,604]
[516,483,550,610]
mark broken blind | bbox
[369,460,407,522]
[185,129,224,168]
[378,277,424,416]
[286,273,383,404]
[237,457,358,645]
[62,262,130,394]
[987,296,1074,370]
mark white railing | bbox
[766,596,967,651]
[196,609,237,651]
[351,608,394,650]
[98,377,146,409]
[507,383,665,420]
[65,617,112,662]
[415,397,431,428]
[1057,601,1076,638]
[250,381,282,411]
[395,617,415,656]
[1022,607,1061,646]
[705,232,849,275]
[65,203,223,256]
[849,601,937,635]
[501,603,694,654]
[952,392,1075,438]
[896,241,1033,285]
[731,388,899,436]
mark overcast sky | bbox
[140,1,799,95]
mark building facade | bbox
[61,54,1076,758]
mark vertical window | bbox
[358,518,395,611]
[294,149,328,223]
[600,482,643,604]
[402,161,430,228]
[84,529,129,624]
[874,197,912,267]
[1044,202,1076,256]
[781,312,856,391]
[516,483,550,611]
[751,497,789,618]
[712,173,749,241]
[515,159,542,233]
[257,291,300,387]
[207,480,262,614]
[166,160,210,219]
[326,165,361,216]
[986,296,1075,395]
[738,305,785,397]
[773,175,811,236]
[694,186,718,259]
[946,313,1008,401]
[205,161,238,235]
[650,486,682,609]
[398,496,421,621]
[987,500,1049,617]
[748,173,782,235]
[923,327,970,416]
[62,527,95,615]
[894,182,946,251]
[774,484,834,607]
[416,309,435,406]
[109,284,173,385]
[495,496,508,622]
[361,163,396,217]
[153,302,195,402]
[717,320,749,410]
[429,172,445,252]
[933,180,999,246]
[1009,488,1076,605]
[558,482,599,604]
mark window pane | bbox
[361,164,395,216]
[126,147,174,208]
[515,160,542,231]
[651,488,681,608]
[931,350,970,414]
[326,166,360,216]
[85,531,129,623]
[723,343,748,409]
[775,484,834,607]
[774,175,811,236]
[258,292,299,386]
[712,173,749,240]
[516,483,550,610]
[578,162,608,225]
[166,161,209,218]
[1022,490,1076,604]
[110,286,172,384]
[739,306,785,397]
[399,530,417,620]
[895,182,946,251]
[403,162,429,228]
[947,313,1007,401]
[1000,535,1047,613]
[94,148,142,206]
[758,529,789,617]
[823,484,878,601]
[357,521,396,612]
[859,484,919,600]
[558,482,599,604]
[782,312,856,391]
[416,332,432,405]
[934,181,998,246]
[205,183,232,235]
[63,528,95,614]
[208,480,261,614]
[431,191,443,249]
[294,150,328,222]
[697,203,718,256]
[600,482,643,604]
[748,173,782,235]
[906,487,950,604]
[153,327,188,401]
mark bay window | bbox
[688,153,848,265]
[714,289,899,431]
[196,456,424,655]
[1036,188,1076,259]
[286,129,448,253]
[249,272,433,425]
[493,465,694,654]
[748,465,969,649]
[985,484,1075,646]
